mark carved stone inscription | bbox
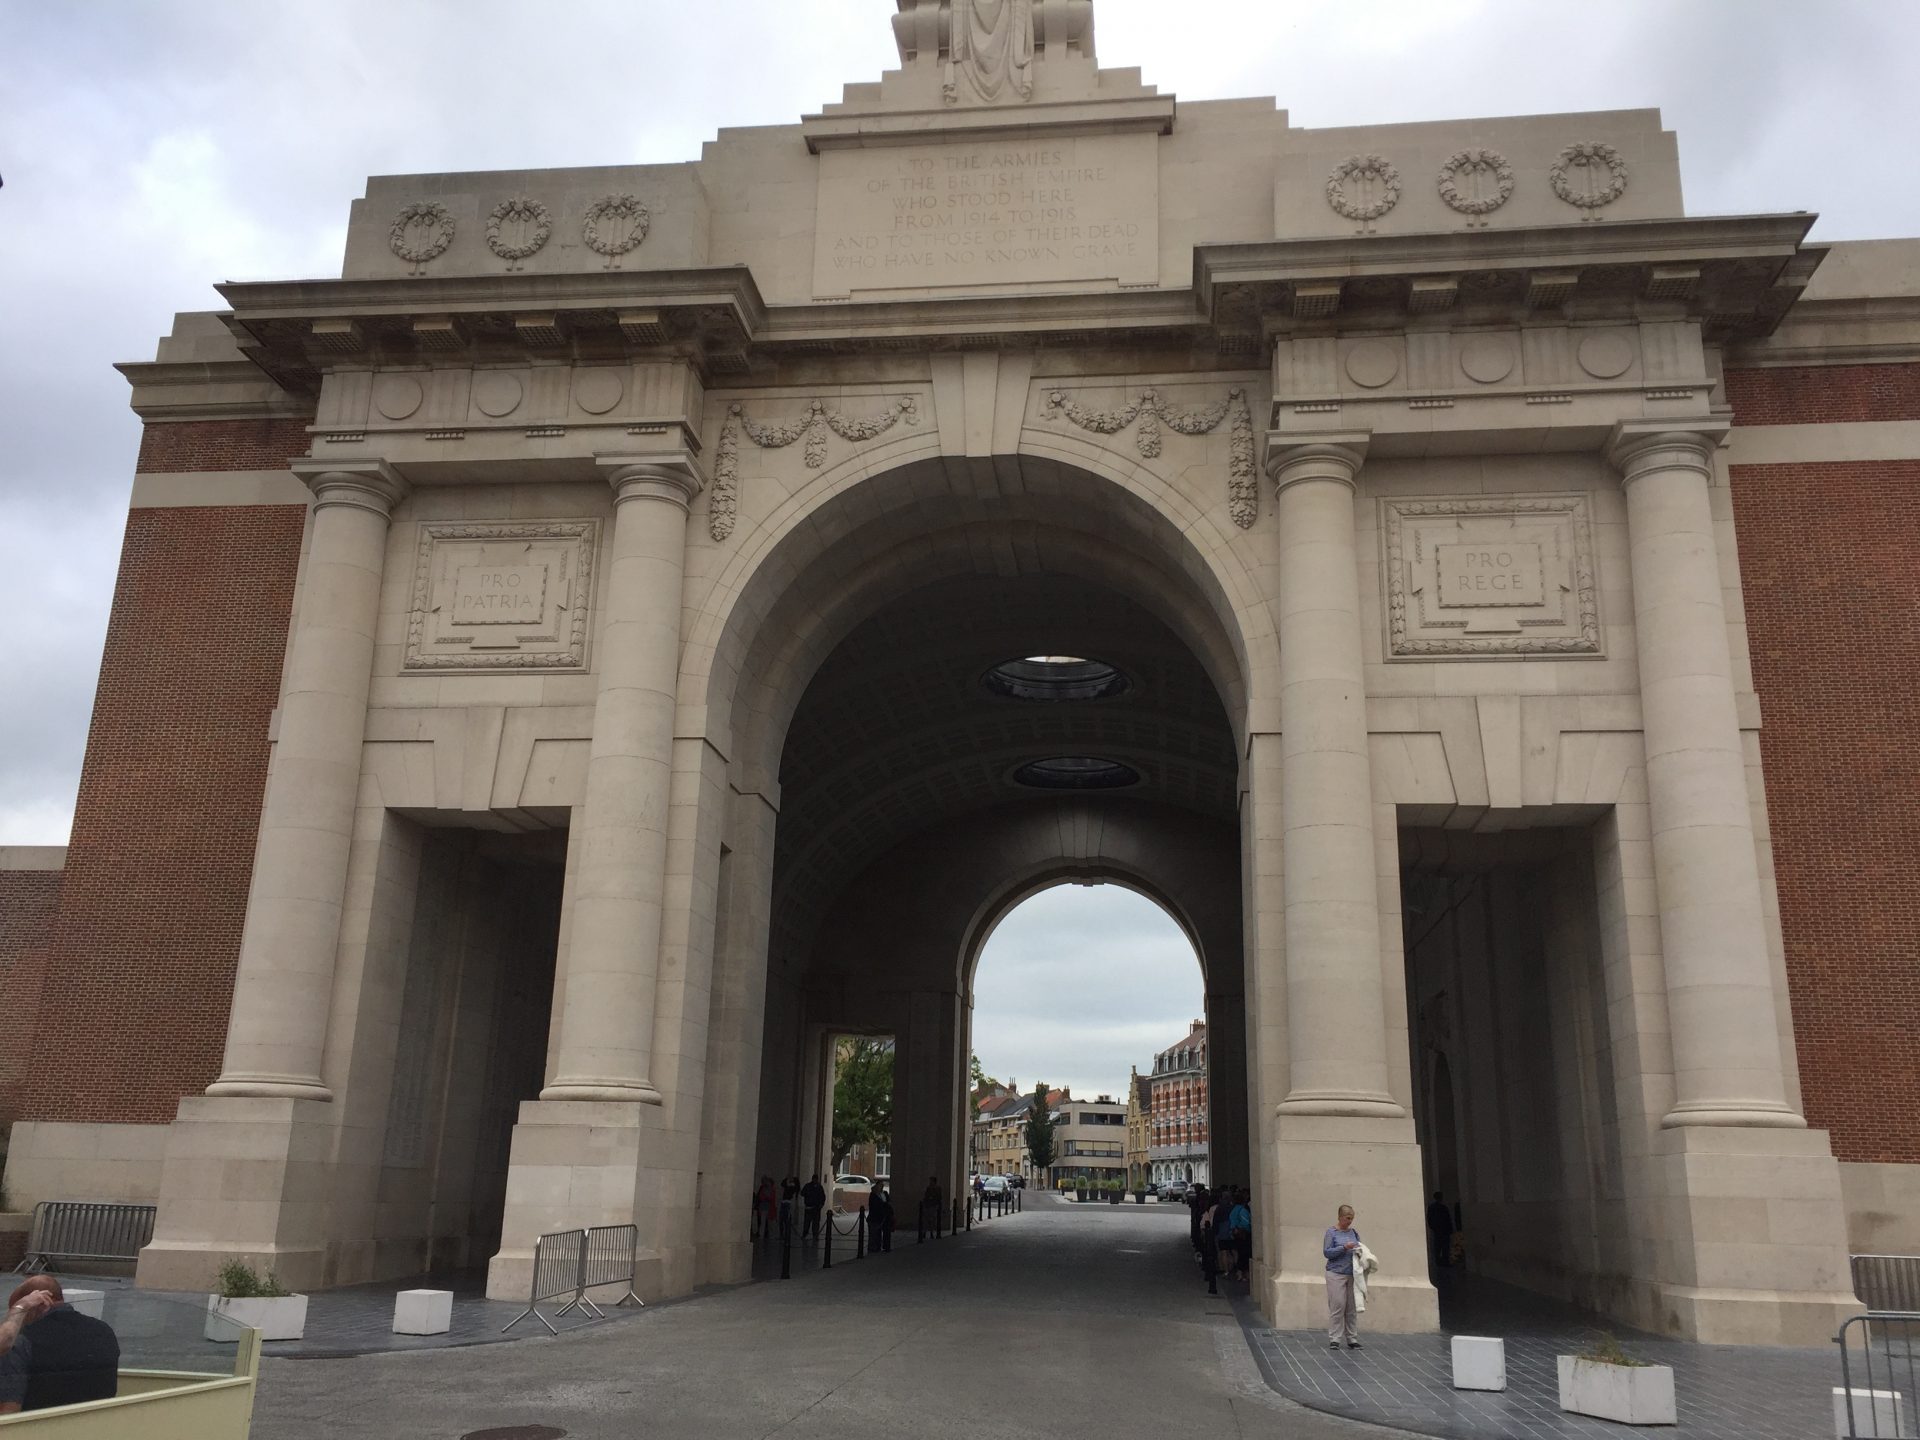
[1434,542,1545,608]
[813,132,1158,297]
[406,521,599,672]
[1382,496,1600,658]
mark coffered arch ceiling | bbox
[770,569,1239,964]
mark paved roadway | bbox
[252,1192,1386,1439]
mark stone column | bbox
[1609,422,1800,1128]
[208,462,406,1100]
[540,452,702,1103]
[1267,436,1402,1118]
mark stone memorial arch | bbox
[6,0,1918,1349]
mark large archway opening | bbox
[714,456,1259,1274]
[969,881,1206,1195]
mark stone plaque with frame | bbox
[1381,494,1600,658]
[405,520,599,672]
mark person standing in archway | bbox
[1325,1204,1363,1349]
[1426,1190,1456,1273]
[801,1174,827,1239]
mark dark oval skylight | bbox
[1012,756,1142,790]
[983,655,1129,703]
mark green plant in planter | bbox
[216,1259,291,1300]
[1577,1331,1649,1367]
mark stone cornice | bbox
[213,267,768,396]
[800,94,1176,152]
[113,357,316,423]
[1195,213,1824,344]
[1725,293,1920,368]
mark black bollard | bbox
[823,1212,833,1269]
[857,1206,867,1258]
[918,1203,926,1243]
[781,1212,792,1280]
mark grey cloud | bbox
[973,884,1202,1099]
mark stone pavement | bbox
[1235,1271,1871,1440]
[249,1192,1384,1439]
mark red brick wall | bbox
[1724,363,1920,426]
[19,447,309,1122]
[0,870,62,1130]
[135,418,313,474]
[1728,399,1920,1162]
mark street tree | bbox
[831,1037,894,1172]
[1023,1082,1057,1182]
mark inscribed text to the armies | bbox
[813,134,1158,296]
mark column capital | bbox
[291,459,409,518]
[1264,430,1371,494]
[598,448,704,510]
[1606,419,1729,486]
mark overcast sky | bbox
[974,883,1201,1100]
[5,3,1919,1081]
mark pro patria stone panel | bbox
[812,133,1158,297]
[1381,495,1601,658]
[404,521,599,672]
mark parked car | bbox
[1006,1174,1025,1189]
[1159,1179,1189,1202]
[830,1174,874,1210]
[980,1174,1011,1195]
[1144,1181,1160,1197]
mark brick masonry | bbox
[0,870,62,1133]
[1723,362,1920,426]
[135,417,314,474]
[15,419,310,1126]
[1728,367,1920,1162]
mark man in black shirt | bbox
[0,1276,119,1413]
[800,1174,828,1239]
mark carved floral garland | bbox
[389,202,455,268]
[1436,149,1515,217]
[583,194,652,263]
[708,397,920,541]
[1550,142,1629,210]
[485,196,552,265]
[1044,387,1260,529]
[1325,155,1401,223]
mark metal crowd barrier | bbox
[502,1228,588,1335]
[1854,1255,1920,1313]
[15,1201,157,1273]
[503,1224,647,1332]
[575,1223,645,1316]
[1835,1311,1918,1438]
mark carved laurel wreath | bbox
[709,397,920,542]
[1550,143,1629,209]
[1437,149,1515,216]
[388,202,456,265]
[582,194,652,259]
[1325,155,1401,222]
[1045,388,1260,529]
[485,196,552,263]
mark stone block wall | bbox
[17,420,309,1128]
[1728,364,1920,1166]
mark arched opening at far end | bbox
[969,882,1209,1196]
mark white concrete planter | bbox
[1557,1355,1676,1426]
[206,1293,309,1342]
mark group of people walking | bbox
[750,1174,897,1252]
[1185,1183,1253,1295]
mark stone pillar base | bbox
[137,1096,338,1293]
[1652,1125,1862,1347]
[698,1238,752,1287]
[485,1099,693,1304]
[1265,1114,1438,1334]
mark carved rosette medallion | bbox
[485,196,552,270]
[405,520,600,672]
[389,202,456,274]
[1550,143,1629,218]
[709,396,921,542]
[1437,149,1514,225]
[1381,495,1601,659]
[1044,387,1259,529]
[1325,155,1401,231]
[582,195,651,268]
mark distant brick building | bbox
[1148,1022,1209,1186]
